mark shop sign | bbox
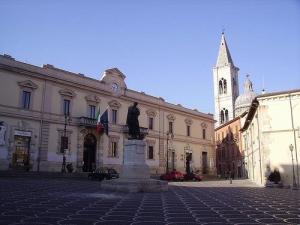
[14,130,32,137]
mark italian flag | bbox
[96,107,102,134]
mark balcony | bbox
[78,117,97,127]
[123,125,148,136]
[78,118,149,137]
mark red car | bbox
[160,171,184,181]
[184,173,203,181]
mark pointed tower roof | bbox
[216,32,234,67]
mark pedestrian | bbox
[229,170,233,184]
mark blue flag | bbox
[100,108,109,136]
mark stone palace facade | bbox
[0,54,216,175]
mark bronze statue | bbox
[126,102,141,139]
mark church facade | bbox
[0,54,216,176]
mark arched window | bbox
[220,110,224,124]
[232,78,236,94]
[219,80,223,94]
[223,79,227,94]
[225,109,229,122]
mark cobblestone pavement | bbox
[0,177,299,225]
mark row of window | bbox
[22,97,207,138]
[217,126,239,142]
[60,135,155,159]
[19,85,119,123]
[19,81,208,139]
[217,145,240,160]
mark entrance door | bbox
[171,151,175,170]
[82,134,96,172]
[13,136,30,168]
[186,152,192,173]
[218,163,222,175]
[202,152,208,174]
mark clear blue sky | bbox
[1,0,300,114]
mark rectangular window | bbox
[203,129,206,139]
[111,142,117,157]
[148,146,154,159]
[112,109,117,123]
[63,99,70,115]
[88,105,96,118]
[21,91,31,109]
[218,149,221,159]
[60,136,68,153]
[149,117,153,130]
[169,122,173,133]
[187,125,190,136]
[232,144,234,157]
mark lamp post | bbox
[289,144,298,190]
[244,160,248,179]
[61,113,71,173]
[166,131,174,174]
[241,154,244,178]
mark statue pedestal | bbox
[101,139,168,192]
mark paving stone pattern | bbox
[0,177,299,225]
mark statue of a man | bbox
[126,102,141,139]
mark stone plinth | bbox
[101,139,168,192]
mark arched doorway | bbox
[82,134,96,172]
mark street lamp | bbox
[241,154,244,178]
[61,113,71,173]
[289,144,298,190]
[166,131,174,174]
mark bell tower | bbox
[212,31,239,127]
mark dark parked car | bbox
[160,171,184,181]
[184,173,203,181]
[88,167,119,181]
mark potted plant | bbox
[66,163,74,173]
[268,169,281,184]
[24,160,32,171]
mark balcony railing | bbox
[78,117,97,127]
[123,125,148,136]
[78,117,149,136]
